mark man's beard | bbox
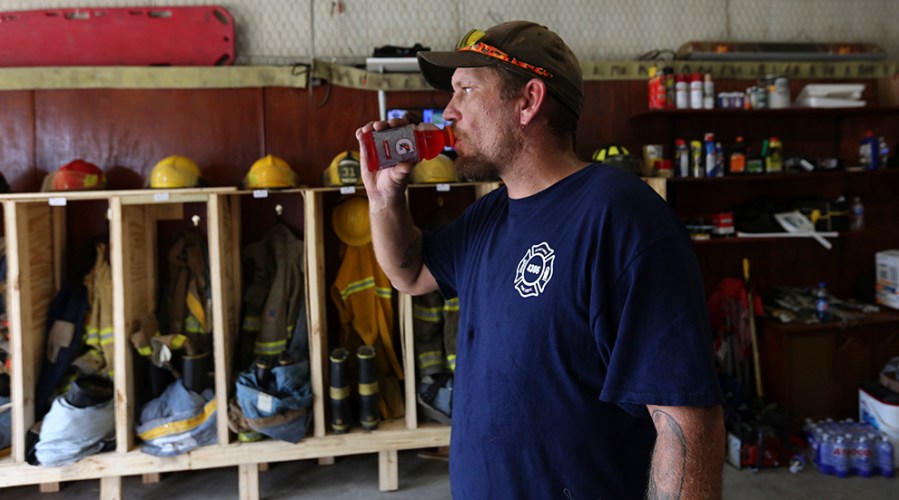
[454,126,523,182]
[455,153,500,181]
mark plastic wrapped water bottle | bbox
[819,432,834,474]
[877,435,894,477]
[855,435,874,477]
[833,435,850,477]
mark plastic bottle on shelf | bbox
[765,137,783,173]
[860,130,878,170]
[703,73,715,109]
[675,75,688,109]
[674,139,690,177]
[362,124,454,171]
[664,67,676,109]
[878,136,890,169]
[850,196,865,231]
[648,66,666,110]
[690,73,703,109]
[815,282,831,322]
[728,136,747,174]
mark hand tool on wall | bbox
[743,258,764,401]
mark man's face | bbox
[445,67,524,181]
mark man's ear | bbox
[519,78,547,127]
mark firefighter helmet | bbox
[411,154,458,184]
[43,159,105,192]
[323,150,362,187]
[592,144,642,175]
[149,155,204,188]
[245,155,298,189]
[332,196,371,246]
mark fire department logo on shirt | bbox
[514,242,555,298]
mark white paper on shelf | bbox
[736,230,839,250]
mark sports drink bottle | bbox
[362,124,455,171]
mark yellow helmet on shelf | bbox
[332,196,371,246]
[411,154,458,184]
[323,150,362,187]
[245,155,298,189]
[149,155,203,188]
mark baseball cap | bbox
[417,21,583,118]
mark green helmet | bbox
[592,144,642,175]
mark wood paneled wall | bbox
[2,78,897,301]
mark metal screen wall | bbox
[0,0,896,64]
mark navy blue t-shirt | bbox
[422,164,722,499]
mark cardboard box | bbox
[859,386,899,469]
[876,250,899,310]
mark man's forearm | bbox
[368,195,431,295]
[646,405,724,500]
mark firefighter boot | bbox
[329,348,352,434]
[357,345,380,431]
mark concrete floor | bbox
[0,449,895,499]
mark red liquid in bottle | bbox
[363,125,455,172]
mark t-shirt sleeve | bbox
[595,234,722,414]
[422,220,461,300]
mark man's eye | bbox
[459,87,473,94]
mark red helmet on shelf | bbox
[43,159,106,192]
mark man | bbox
[356,20,724,499]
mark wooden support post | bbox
[38,482,60,493]
[378,449,399,492]
[238,463,260,500]
[100,476,123,500]
[318,456,335,466]
[142,473,161,484]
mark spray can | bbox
[690,140,704,177]
[860,130,878,170]
[704,133,721,176]
[675,139,690,177]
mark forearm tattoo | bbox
[400,236,421,269]
[646,409,687,500]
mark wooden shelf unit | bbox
[0,182,508,498]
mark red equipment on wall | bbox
[0,6,235,67]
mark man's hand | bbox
[356,117,415,211]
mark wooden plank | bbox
[303,191,327,438]
[3,201,25,463]
[110,198,135,452]
[38,482,60,493]
[317,456,335,466]
[50,206,65,291]
[643,177,668,200]
[100,475,122,500]
[378,449,399,492]
[208,194,234,445]
[142,473,161,484]
[5,201,54,463]
[399,292,417,430]
[238,463,260,500]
